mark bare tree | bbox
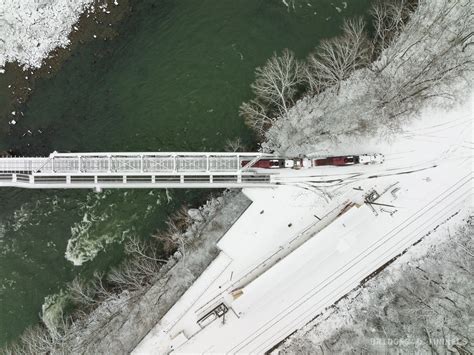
[263,0,472,151]
[224,137,246,152]
[107,258,156,292]
[15,325,53,354]
[240,49,304,134]
[152,232,179,256]
[372,0,474,128]
[124,236,168,264]
[371,0,414,58]
[68,277,98,307]
[101,237,169,292]
[251,49,303,114]
[239,99,276,136]
[306,18,371,92]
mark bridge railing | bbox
[0,152,277,189]
[0,152,274,175]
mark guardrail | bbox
[0,152,280,190]
[0,172,274,190]
[0,152,274,175]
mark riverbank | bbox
[0,0,131,136]
[261,0,472,154]
[3,190,251,354]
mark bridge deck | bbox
[0,152,276,189]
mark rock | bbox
[188,208,203,221]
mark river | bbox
[0,0,370,346]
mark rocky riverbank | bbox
[2,191,251,354]
[0,0,131,134]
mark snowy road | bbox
[228,173,471,354]
[133,98,472,354]
[273,115,471,189]
[167,165,471,354]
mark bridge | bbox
[0,152,277,190]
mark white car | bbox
[358,153,385,164]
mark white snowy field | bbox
[0,0,105,69]
[274,208,472,354]
[133,96,472,354]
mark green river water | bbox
[0,0,370,345]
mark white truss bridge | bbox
[0,152,276,190]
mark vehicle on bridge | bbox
[245,159,284,169]
[241,159,298,169]
[242,154,384,169]
[0,152,384,190]
[313,154,385,166]
[241,158,312,169]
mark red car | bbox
[313,156,358,166]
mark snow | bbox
[217,187,329,262]
[275,211,472,354]
[0,0,98,69]
[263,0,472,155]
[133,93,472,354]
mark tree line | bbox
[242,0,472,152]
[241,0,417,137]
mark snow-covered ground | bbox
[133,94,472,354]
[0,0,112,70]
[263,0,472,156]
[274,212,472,354]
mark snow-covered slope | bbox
[263,0,472,155]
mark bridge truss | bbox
[0,152,276,190]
